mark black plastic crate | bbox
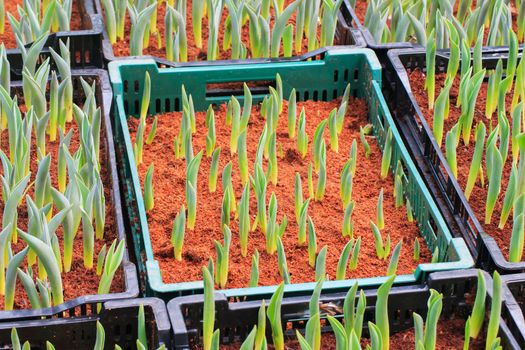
[0,298,170,349]
[383,48,525,276]
[501,274,525,349]
[93,0,366,66]
[0,69,139,319]
[5,0,105,80]
[339,0,416,66]
[168,269,520,349]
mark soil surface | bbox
[129,95,431,289]
[111,0,340,61]
[409,70,517,261]
[0,0,84,49]
[0,104,123,310]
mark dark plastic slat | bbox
[0,298,170,349]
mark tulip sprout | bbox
[386,240,402,276]
[376,189,384,229]
[336,239,354,280]
[413,290,443,350]
[486,272,502,349]
[413,237,420,262]
[214,225,232,288]
[371,221,389,260]
[202,267,215,350]
[381,129,393,179]
[298,199,311,245]
[268,283,285,350]
[238,183,251,257]
[297,108,308,158]
[249,250,260,287]
[144,163,154,212]
[171,206,186,261]
[209,147,221,192]
[342,202,355,238]
[307,216,317,268]
[186,151,204,229]
[276,237,291,284]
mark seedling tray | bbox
[0,298,171,349]
[168,269,520,349]
[94,0,366,66]
[5,0,105,80]
[109,47,473,301]
[383,48,525,275]
[0,69,139,318]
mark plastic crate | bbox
[168,269,520,349]
[108,47,473,301]
[501,273,525,349]
[0,298,170,349]
[0,69,139,319]
[383,48,525,274]
[5,0,105,80]
[94,0,366,66]
[339,0,416,66]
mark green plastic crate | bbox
[108,48,474,301]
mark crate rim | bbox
[386,47,525,274]
[110,48,474,299]
[0,69,139,321]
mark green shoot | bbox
[144,163,154,211]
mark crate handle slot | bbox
[205,80,276,98]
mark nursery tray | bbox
[500,273,525,348]
[0,298,171,349]
[109,47,473,301]
[0,69,139,318]
[168,269,520,349]
[5,0,105,80]
[383,48,525,275]
[94,0,366,66]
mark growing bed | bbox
[95,0,364,64]
[0,69,138,314]
[384,48,525,275]
[109,48,473,301]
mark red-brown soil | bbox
[0,108,123,310]
[409,70,517,261]
[0,0,84,49]
[129,96,431,289]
